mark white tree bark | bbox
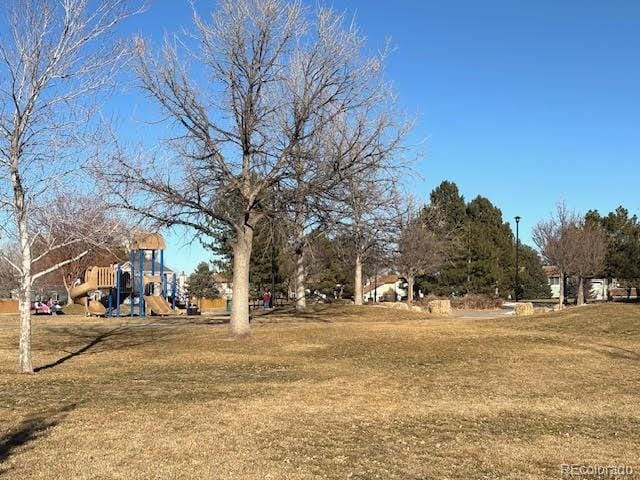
[294,221,306,311]
[577,276,585,306]
[230,226,253,336]
[407,274,415,305]
[354,253,363,306]
[18,211,33,374]
[295,250,306,311]
[558,271,565,310]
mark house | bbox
[543,266,616,301]
[213,273,233,298]
[362,274,409,302]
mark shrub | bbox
[418,294,502,310]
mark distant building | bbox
[213,273,233,298]
[363,274,412,302]
[543,266,616,301]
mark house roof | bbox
[213,273,231,283]
[543,266,560,277]
[363,274,401,294]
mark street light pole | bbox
[514,216,521,302]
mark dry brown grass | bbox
[0,304,639,479]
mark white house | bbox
[212,273,233,298]
[543,266,616,301]
[362,274,409,302]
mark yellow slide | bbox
[144,296,181,316]
[69,267,114,317]
[87,300,107,316]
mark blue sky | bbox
[117,0,640,273]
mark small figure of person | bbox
[47,298,56,316]
[262,291,271,309]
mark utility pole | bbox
[514,216,521,302]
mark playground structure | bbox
[69,233,182,317]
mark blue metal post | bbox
[130,250,135,318]
[108,293,113,317]
[160,250,165,298]
[172,273,177,309]
[151,250,156,297]
[139,249,145,316]
[116,265,121,317]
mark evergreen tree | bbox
[420,181,467,295]
[419,181,549,298]
[587,207,640,283]
[306,233,354,298]
[465,196,514,296]
[518,245,552,299]
[428,180,467,231]
[208,219,287,297]
[188,262,220,299]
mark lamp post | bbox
[514,216,521,302]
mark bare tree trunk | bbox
[577,276,585,306]
[18,269,33,374]
[558,271,565,310]
[295,247,306,311]
[407,275,414,305]
[17,210,33,373]
[230,227,253,336]
[62,276,74,306]
[294,216,306,311]
[354,253,363,306]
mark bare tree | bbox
[567,220,608,305]
[103,0,398,333]
[332,169,403,305]
[397,206,449,304]
[0,0,140,373]
[533,203,581,309]
[33,194,129,304]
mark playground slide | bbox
[69,268,111,316]
[87,300,107,316]
[69,276,97,304]
[144,296,180,316]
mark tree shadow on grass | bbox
[252,305,336,324]
[35,325,173,372]
[0,403,77,470]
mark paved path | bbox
[455,306,515,320]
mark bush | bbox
[418,294,502,310]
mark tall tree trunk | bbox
[62,275,74,306]
[558,271,565,310]
[577,276,585,306]
[17,206,33,373]
[18,268,32,374]
[406,274,414,305]
[13,152,33,373]
[295,248,305,311]
[354,253,363,305]
[230,226,253,337]
[295,198,307,312]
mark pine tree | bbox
[587,207,640,283]
[188,263,220,299]
[419,181,549,298]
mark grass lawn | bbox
[0,304,639,479]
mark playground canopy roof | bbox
[131,233,166,251]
